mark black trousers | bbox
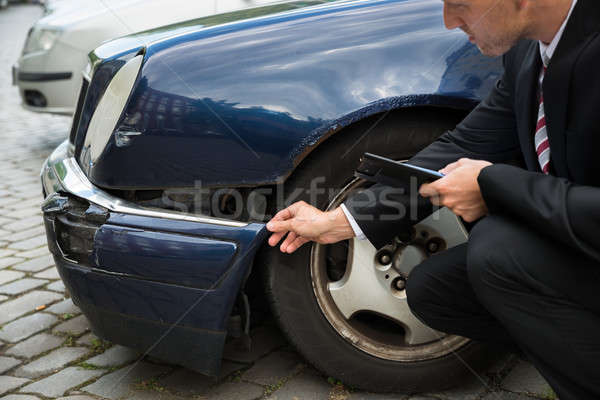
[405,214,600,400]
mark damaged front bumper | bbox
[40,140,268,375]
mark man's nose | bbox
[442,4,463,30]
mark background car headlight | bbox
[79,55,143,171]
[82,58,94,81]
[23,27,61,55]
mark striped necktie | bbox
[535,65,550,174]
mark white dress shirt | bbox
[342,0,577,242]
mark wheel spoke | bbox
[328,238,441,345]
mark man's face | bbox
[442,0,524,56]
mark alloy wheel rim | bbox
[310,177,471,362]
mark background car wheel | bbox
[260,109,504,393]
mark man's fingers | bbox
[280,231,297,253]
[286,237,310,253]
[419,182,437,198]
[266,218,293,233]
[268,231,287,247]
[429,195,444,207]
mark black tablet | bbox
[355,153,444,188]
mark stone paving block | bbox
[53,315,90,335]
[0,270,25,286]
[265,368,332,400]
[501,360,554,398]
[46,280,66,293]
[0,313,58,343]
[14,347,89,379]
[45,298,79,315]
[158,368,216,396]
[3,217,43,233]
[0,257,24,270]
[0,197,23,208]
[14,247,49,260]
[222,324,287,363]
[3,226,45,243]
[0,294,7,302]
[14,186,42,197]
[0,376,30,396]
[5,333,63,358]
[219,360,248,380]
[82,362,171,399]
[1,394,42,400]
[351,393,410,399]
[33,267,59,280]
[12,255,53,273]
[56,396,97,400]
[425,375,488,400]
[0,249,17,258]
[86,345,140,368]
[127,391,187,400]
[19,367,104,398]
[242,351,304,386]
[75,333,99,347]
[0,356,21,374]
[0,213,15,222]
[480,392,537,400]
[0,290,62,325]
[9,236,47,251]
[6,199,42,212]
[0,278,48,295]
[8,207,42,219]
[204,381,264,400]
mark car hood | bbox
[74,0,502,190]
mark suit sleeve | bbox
[478,164,600,262]
[344,54,522,249]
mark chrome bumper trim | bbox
[41,140,248,228]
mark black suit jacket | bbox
[346,0,600,261]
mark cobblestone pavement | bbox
[0,4,557,400]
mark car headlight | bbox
[83,58,94,81]
[23,27,61,55]
[79,55,143,172]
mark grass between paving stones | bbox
[227,369,244,383]
[90,337,112,354]
[329,383,351,400]
[542,388,558,400]
[135,376,167,392]
[264,377,287,396]
[77,362,102,370]
[60,313,74,320]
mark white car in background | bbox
[13,0,285,115]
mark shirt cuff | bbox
[340,203,367,240]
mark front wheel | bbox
[261,110,502,393]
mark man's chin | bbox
[474,42,509,57]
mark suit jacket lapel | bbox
[544,0,598,178]
[515,42,542,172]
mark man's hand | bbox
[266,201,355,253]
[419,158,492,222]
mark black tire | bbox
[260,108,503,393]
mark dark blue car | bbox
[41,0,504,393]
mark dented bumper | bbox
[40,140,268,375]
